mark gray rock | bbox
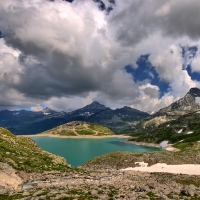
[180,185,196,196]
[55,194,70,199]
[32,190,44,197]
[160,195,169,200]
[22,191,30,196]
[147,182,156,189]
[91,189,98,196]
[99,195,108,200]
[0,188,9,194]
[181,186,191,196]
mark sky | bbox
[0,0,200,112]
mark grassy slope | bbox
[83,142,200,170]
[40,121,114,136]
[0,128,70,172]
[130,112,200,147]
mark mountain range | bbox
[0,101,149,135]
[1,87,200,135]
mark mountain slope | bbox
[131,88,200,132]
[130,110,200,150]
[0,128,69,172]
[88,106,149,133]
[40,121,114,136]
[156,89,200,115]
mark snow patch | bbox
[160,141,169,148]
[178,129,183,133]
[187,131,194,134]
[121,164,200,175]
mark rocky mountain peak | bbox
[74,101,107,115]
[90,101,102,105]
[123,106,132,110]
[155,88,200,115]
[188,87,200,97]
[86,101,107,109]
[43,107,52,112]
[41,107,56,115]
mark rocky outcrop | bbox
[156,88,200,115]
[133,88,200,131]
[2,169,200,199]
[0,162,23,193]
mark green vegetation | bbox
[0,128,71,172]
[0,188,99,200]
[40,121,114,136]
[175,176,200,187]
[129,112,200,147]
[146,192,160,200]
[76,129,94,135]
[0,193,23,200]
[83,142,200,169]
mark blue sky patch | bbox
[182,46,200,82]
[125,55,170,98]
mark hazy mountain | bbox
[88,106,150,133]
[0,101,149,135]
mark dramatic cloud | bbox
[0,0,200,111]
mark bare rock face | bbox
[134,88,200,131]
[0,162,23,193]
[188,87,200,97]
[156,88,200,115]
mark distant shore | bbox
[124,139,180,152]
[18,134,131,139]
[124,139,161,148]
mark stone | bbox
[160,195,169,200]
[32,190,44,197]
[91,189,98,196]
[22,191,30,196]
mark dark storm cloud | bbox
[0,0,200,111]
[109,0,200,46]
[160,1,200,40]
[0,0,137,102]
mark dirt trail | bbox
[72,128,79,136]
[83,124,99,136]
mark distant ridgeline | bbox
[0,101,149,135]
[130,88,200,147]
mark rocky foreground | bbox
[1,165,200,200]
[1,128,200,199]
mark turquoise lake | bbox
[31,137,162,167]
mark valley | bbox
[1,88,200,199]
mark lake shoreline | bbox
[124,139,180,152]
[19,134,178,152]
[124,139,161,148]
[18,134,131,139]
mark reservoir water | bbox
[31,137,162,167]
